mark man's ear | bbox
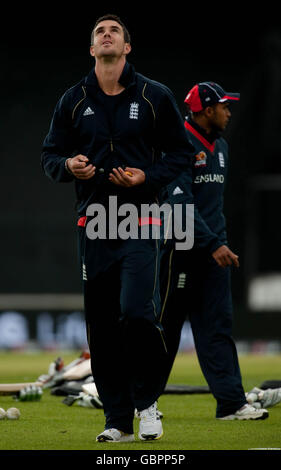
[204,106,214,118]
[124,43,132,56]
[90,45,95,58]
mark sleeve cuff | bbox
[64,158,73,175]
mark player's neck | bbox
[190,116,220,144]
[95,57,126,95]
[192,115,212,135]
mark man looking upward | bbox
[41,14,194,442]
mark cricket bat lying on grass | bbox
[0,382,43,395]
[0,351,92,397]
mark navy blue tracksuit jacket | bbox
[42,62,194,278]
[160,117,247,418]
[42,62,193,213]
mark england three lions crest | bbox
[129,102,139,120]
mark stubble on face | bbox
[91,20,130,61]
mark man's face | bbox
[90,20,131,60]
[209,102,231,132]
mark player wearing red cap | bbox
[160,82,269,420]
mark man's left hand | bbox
[109,167,145,187]
[212,245,240,268]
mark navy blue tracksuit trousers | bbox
[160,245,247,418]
[83,236,167,434]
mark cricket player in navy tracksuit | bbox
[160,82,269,420]
[41,15,195,442]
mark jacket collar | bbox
[85,61,136,90]
[185,117,220,153]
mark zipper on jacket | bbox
[110,138,114,152]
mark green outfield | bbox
[0,351,280,451]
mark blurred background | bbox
[0,5,280,351]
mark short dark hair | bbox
[91,14,131,45]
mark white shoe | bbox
[135,406,163,420]
[96,428,135,442]
[218,404,269,421]
[138,402,163,440]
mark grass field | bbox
[0,351,280,452]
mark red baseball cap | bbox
[184,82,240,112]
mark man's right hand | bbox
[212,245,240,268]
[66,154,96,180]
